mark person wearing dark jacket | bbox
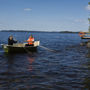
[8,36,17,45]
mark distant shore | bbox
[0,30,79,33]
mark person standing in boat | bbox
[26,34,34,46]
[8,35,17,45]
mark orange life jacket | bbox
[27,37,34,45]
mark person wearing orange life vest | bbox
[26,34,34,46]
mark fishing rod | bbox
[24,35,58,53]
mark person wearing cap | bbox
[8,35,17,45]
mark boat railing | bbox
[1,41,40,48]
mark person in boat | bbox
[25,34,34,46]
[8,35,17,45]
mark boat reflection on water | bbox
[86,48,90,58]
[83,49,90,90]
[1,53,37,90]
[2,53,15,90]
[84,77,90,90]
[5,53,15,72]
[27,56,35,72]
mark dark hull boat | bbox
[81,37,90,39]
[1,41,40,53]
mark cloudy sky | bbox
[0,0,90,31]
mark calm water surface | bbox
[0,31,90,90]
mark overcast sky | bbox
[0,0,90,31]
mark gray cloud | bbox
[24,8,32,11]
[86,5,90,11]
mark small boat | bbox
[1,41,40,53]
[81,37,90,39]
[79,32,90,39]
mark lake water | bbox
[0,31,90,90]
